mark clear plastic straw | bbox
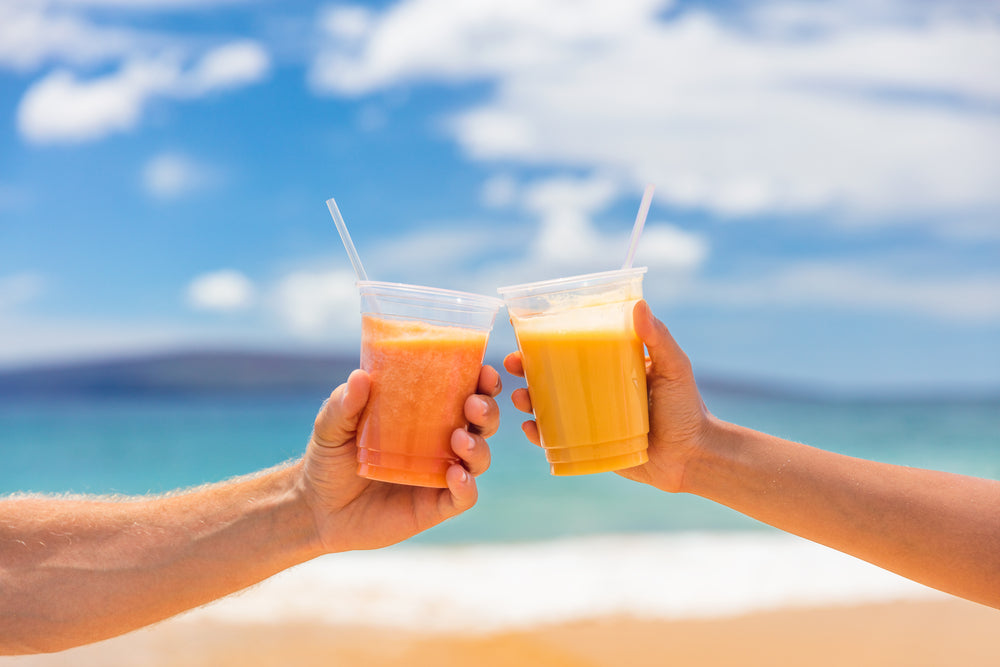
[326,197,369,282]
[622,184,655,270]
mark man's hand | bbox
[302,365,502,553]
[0,365,503,654]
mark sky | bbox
[1,0,998,393]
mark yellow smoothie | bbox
[513,308,649,475]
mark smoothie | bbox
[499,267,649,476]
[357,314,489,488]
[513,307,648,475]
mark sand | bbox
[5,598,997,666]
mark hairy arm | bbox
[0,465,318,653]
[1,365,502,654]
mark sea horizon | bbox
[2,347,997,404]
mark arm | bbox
[684,421,1000,609]
[505,302,1000,608]
[0,366,502,654]
[1,464,317,654]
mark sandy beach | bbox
[4,533,997,665]
[5,598,997,666]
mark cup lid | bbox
[497,267,647,300]
[358,280,504,311]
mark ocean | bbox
[1,386,997,627]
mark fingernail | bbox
[459,467,470,483]
[462,430,476,452]
[472,396,489,417]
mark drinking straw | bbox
[622,184,655,270]
[326,197,369,282]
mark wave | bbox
[183,531,944,632]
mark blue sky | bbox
[1,0,998,392]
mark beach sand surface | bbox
[6,598,997,666]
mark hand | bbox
[503,300,713,493]
[301,365,502,553]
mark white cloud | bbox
[311,0,1000,225]
[319,174,709,292]
[633,225,709,273]
[17,59,176,143]
[310,0,665,95]
[264,203,658,340]
[198,227,499,342]
[480,174,518,209]
[269,269,361,341]
[515,175,709,278]
[692,262,1000,322]
[16,40,270,144]
[142,152,218,199]
[184,40,270,95]
[320,4,373,42]
[451,111,535,157]
[519,175,621,270]
[522,175,620,220]
[186,270,255,312]
[0,1,263,74]
[0,2,143,71]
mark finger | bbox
[510,387,533,414]
[477,364,502,397]
[503,351,525,378]
[465,394,500,438]
[633,300,692,379]
[521,419,541,446]
[438,464,478,518]
[312,369,371,448]
[451,429,491,477]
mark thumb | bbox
[313,369,371,448]
[633,300,691,380]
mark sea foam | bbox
[181,531,945,632]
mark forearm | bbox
[0,460,323,654]
[682,419,1000,608]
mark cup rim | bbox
[357,280,504,311]
[497,267,647,300]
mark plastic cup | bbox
[498,268,649,475]
[356,281,503,488]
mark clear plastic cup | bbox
[356,281,504,488]
[498,268,649,475]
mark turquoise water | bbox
[1,389,997,544]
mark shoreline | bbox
[5,533,997,665]
[7,598,997,666]
[140,532,950,632]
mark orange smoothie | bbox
[357,314,489,488]
[514,313,649,475]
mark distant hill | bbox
[0,350,995,403]
[0,351,360,398]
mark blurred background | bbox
[1,0,999,646]
[1,0,997,393]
